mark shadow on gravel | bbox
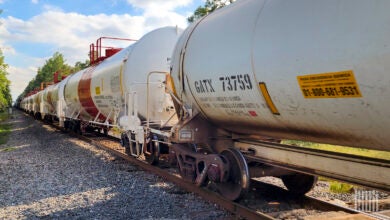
[1,111,225,219]
[239,180,337,216]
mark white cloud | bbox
[127,0,192,11]
[125,0,190,32]
[7,65,39,101]
[1,6,190,100]
[42,4,64,12]
[31,0,39,4]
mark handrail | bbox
[146,71,169,130]
[89,37,137,65]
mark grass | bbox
[110,127,122,136]
[281,140,390,160]
[318,176,354,193]
[329,181,354,193]
[0,147,17,152]
[0,111,11,145]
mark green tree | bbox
[18,52,73,101]
[0,9,12,110]
[0,49,12,111]
[73,60,90,73]
[17,52,91,103]
[187,0,235,23]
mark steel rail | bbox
[306,196,389,220]
[76,134,273,220]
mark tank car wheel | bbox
[76,123,82,135]
[281,173,317,196]
[145,135,160,165]
[64,121,69,131]
[214,148,250,201]
[70,121,76,132]
[120,133,131,154]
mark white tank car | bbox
[21,94,35,113]
[170,0,390,151]
[20,98,27,111]
[63,65,97,121]
[32,91,42,116]
[27,95,34,112]
[64,26,182,131]
[63,46,135,124]
[41,84,57,119]
[55,76,70,126]
[119,26,182,129]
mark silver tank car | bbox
[170,0,390,152]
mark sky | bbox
[0,0,204,101]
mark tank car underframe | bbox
[168,108,389,200]
[121,130,144,157]
[120,127,172,165]
[169,112,310,200]
[62,104,122,135]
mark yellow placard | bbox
[297,70,362,98]
[95,86,101,95]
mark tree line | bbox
[15,52,89,105]
[187,0,235,23]
[0,50,12,111]
[0,10,12,111]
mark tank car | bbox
[26,95,33,113]
[20,98,28,112]
[41,84,57,121]
[168,0,390,200]
[62,26,182,161]
[55,76,70,127]
[31,91,43,119]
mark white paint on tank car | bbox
[89,46,133,124]
[171,0,390,151]
[121,26,182,128]
[56,76,70,126]
[21,95,34,113]
[32,91,42,115]
[27,96,33,112]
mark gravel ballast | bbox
[2,111,388,219]
[0,111,230,219]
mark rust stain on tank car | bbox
[78,67,106,121]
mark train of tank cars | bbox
[19,0,390,201]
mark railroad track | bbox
[78,132,384,219]
[51,128,384,220]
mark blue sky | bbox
[0,0,204,101]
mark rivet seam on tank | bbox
[259,82,280,115]
[119,64,124,96]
